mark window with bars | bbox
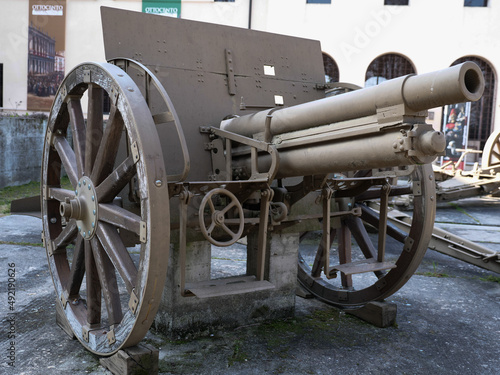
[364,53,415,87]
[449,57,495,149]
[464,0,488,7]
[323,53,339,83]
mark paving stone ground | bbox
[0,196,499,374]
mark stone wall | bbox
[0,115,47,189]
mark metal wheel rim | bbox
[297,164,436,307]
[481,129,500,171]
[41,62,169,355]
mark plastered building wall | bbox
[1,0,498,132]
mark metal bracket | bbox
[404,236,415,253]
[225,49,236,95]
[60,293,68,309]
[83,69,91,83]
[131,141,140,163]
[110,85,119,105]
[46,240,54,257]
[179,188,194,296]
[413,181,422,196]
[140,221,147,243]
[82,326,90,342]
[375,278,387,290]
[209,126,280,182]
[129,289,139,315]
[107,329,116,346]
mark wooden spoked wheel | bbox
[42,62,169,355]
[481,129,500,172]
[297,164,436,307]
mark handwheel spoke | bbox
[207,198,216,214]
[53,135,78,187]
[91,105,125,185]
[96,223,138,294]
[53,220,78,251]
[90,237,123,325]
[220,223,236,238]
[67,236,85,297]
[95,155,136,203]
[85,84,104,176]
[85,241,101,326]
[220,199,237,215]
[67,97,86,178]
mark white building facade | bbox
[1,0,498,146]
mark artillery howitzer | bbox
[40,8,484,356]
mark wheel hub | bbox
[60,177,99,240]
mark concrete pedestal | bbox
[154,230,299,338]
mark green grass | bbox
[480,275,500,283]
[0,181,41,214]
[0,177,71,214]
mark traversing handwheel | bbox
[297,164,436,307]
[42,62,169,355]
[198,188,244,247]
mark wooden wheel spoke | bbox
[344,216,385,279]
[67,236,85,297]
[85,85,104,176]
[338,222,353,288]
[95,155,136,203]
[90,237,123,325]
[67,97,86,178]
[90,105,125,185]
[84,241,101,326]
[53,135,78,187]
[98,203,141,235]
[311,229,336,278]
[53,220,78,251]
[96,223,138,294]
[359,204,408,243]
[48,187,74,202]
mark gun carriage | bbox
[40,8,484,356]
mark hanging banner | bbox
[441,102,471,169]
[143,0,181,18]
[27,0,66,111]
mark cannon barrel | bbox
[223,62,484,179]
[221,62,484,138]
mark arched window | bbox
[364,53,415,87]
[449,56,496,149]
[323,53,339,83]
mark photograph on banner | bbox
[442,102,471,169]
[27,0,66,111]
[143,0,181,18]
